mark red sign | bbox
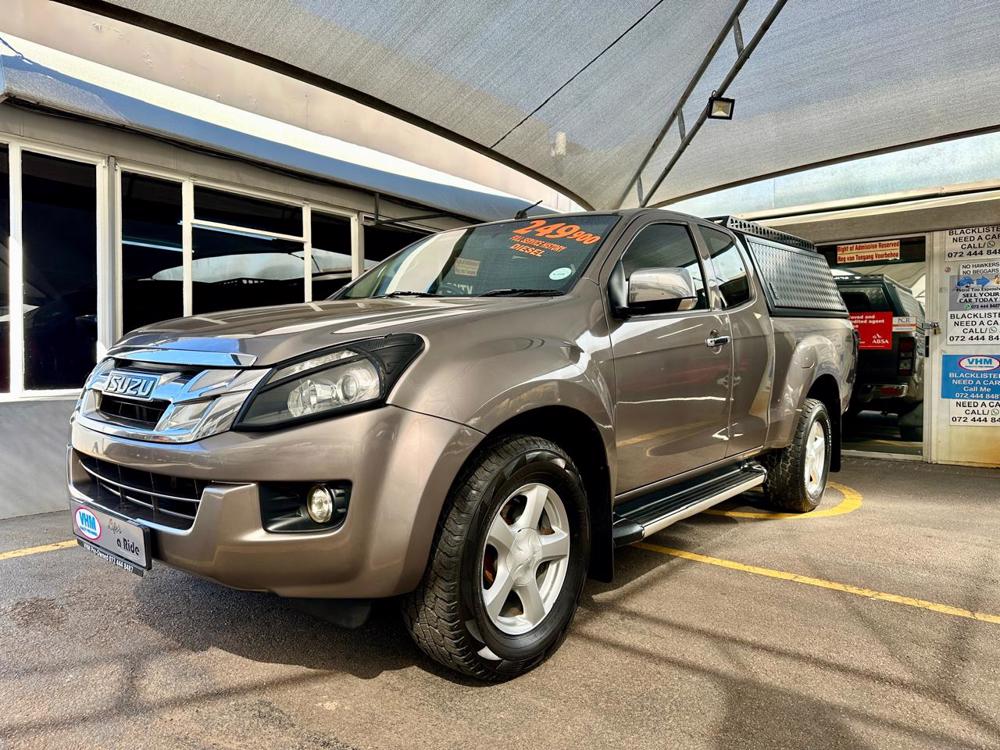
[837,240,901,264]
[849,312,894,350]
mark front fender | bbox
[394,333,616,476]
[389,289,616,470]
[465,375,616,467]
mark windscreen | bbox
[839,286,892,313]
[339,216,619,299]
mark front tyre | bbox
[760,398,832,512]
[402,435,590,681]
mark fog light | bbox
[307,485,334,524]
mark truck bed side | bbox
[766,316,856,450]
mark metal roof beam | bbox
[616,0,750,208]
[640,0,789,207]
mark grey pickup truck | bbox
[68,209,855,680]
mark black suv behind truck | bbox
[836,274,925,441]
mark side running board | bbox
[612,463,767,547]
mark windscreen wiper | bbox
[375,291,439,298]
[479,288,563,297]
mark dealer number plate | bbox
[72,502,151,576]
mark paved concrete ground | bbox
[1,458,999,749]
[843,410,922,456]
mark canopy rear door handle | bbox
[706,334,731,348]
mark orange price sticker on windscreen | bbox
[510,234,568,255]
[512,220,602,245]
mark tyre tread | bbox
[761,398,829,513]
[401,435,579,681]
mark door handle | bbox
[706,334,731,348]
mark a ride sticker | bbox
[549,267,573,281]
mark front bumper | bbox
[69,405,482,598]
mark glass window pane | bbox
[0,145,8,392]
[700,226,751,307]
[622,224,708,309]
[364,223,428,264]
[839,285,892,312]
[311,211,352,298]
[194,186,301,237]
[22,152,97,389]
[192,227,304,314]
[121,173,183,332]
[343,215,618,299]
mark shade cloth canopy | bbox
[60,0,1000,209]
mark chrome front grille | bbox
[76,356,267,443]
[76,452,207,530]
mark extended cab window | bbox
[621,224,708,309]
[699,226,752,307]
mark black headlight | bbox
[234,334,423,430]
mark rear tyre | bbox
[760,398,831,513]
[401,435,590,681]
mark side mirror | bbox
[624,267,698,315]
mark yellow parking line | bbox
[0,539,77,561]
[637,541,1000,625]
[704,481,862,520]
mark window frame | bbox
[115,162,364,332]
[0,135,372,401]
[310,207,362,298]
[357,213,434,269]
[694,223,758,313]
[613,220,715,317]
[0,136,108,402]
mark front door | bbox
[609,222,732,494]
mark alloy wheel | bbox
[480,483,571,636]
[804,420,828,497]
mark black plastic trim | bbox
[259,481,351,533]
[769,307,851,319]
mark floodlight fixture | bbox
[707,91,735,120]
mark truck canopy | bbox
[716,217,848,319]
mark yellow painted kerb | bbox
[637,541,1000,626]
[704,481,862,520]
[0,539,77,561]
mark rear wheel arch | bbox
[761,397,832,512]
